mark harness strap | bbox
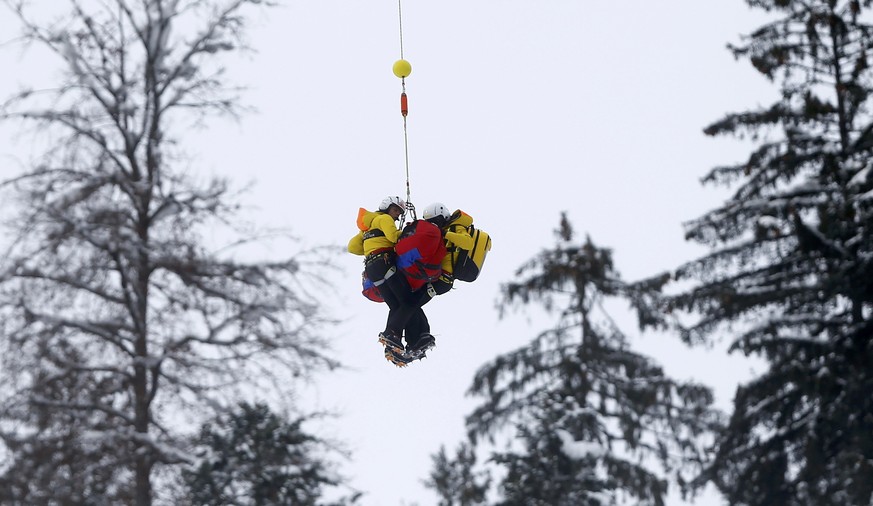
[365,248,394,263]
[363,229,386,240]
[372,266,397,287]
[404,262,443,280]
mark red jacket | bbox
[395,220,447,291]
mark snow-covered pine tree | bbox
[672,1,873,504]
[461,215,718,506]
[0,1,338,504]
[180,403,359,506]
[424,443,491,506]
[0,342,136,503]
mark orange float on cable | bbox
[394,59,411,117]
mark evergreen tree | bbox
[0,344,136,504]
[672,1,873,504]
[425,443,491,506]
[180,403,359,506]
[462,215,718,505]
[0,1,339,504]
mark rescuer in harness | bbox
[349,196,447,365]
[350,198,491,366]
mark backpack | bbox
[395,220,447,291]
[448,212,492,282]
[361,271,384,303]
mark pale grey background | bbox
[1,2,775,504]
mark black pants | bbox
[365,252,417,338]
[403,274,453,347]
[404,296,431,346]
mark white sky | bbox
[0,1,778,505]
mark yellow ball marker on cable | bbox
[393,59,412,78]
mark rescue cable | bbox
[393,0,415,222]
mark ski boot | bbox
[404,333,436,361]
[378,331,404,354]
[384,346,411,367]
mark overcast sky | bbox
[1,1,778,504]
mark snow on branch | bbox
[556,429,607,460]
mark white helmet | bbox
[378,196,406,212]
[422,202,451,221]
